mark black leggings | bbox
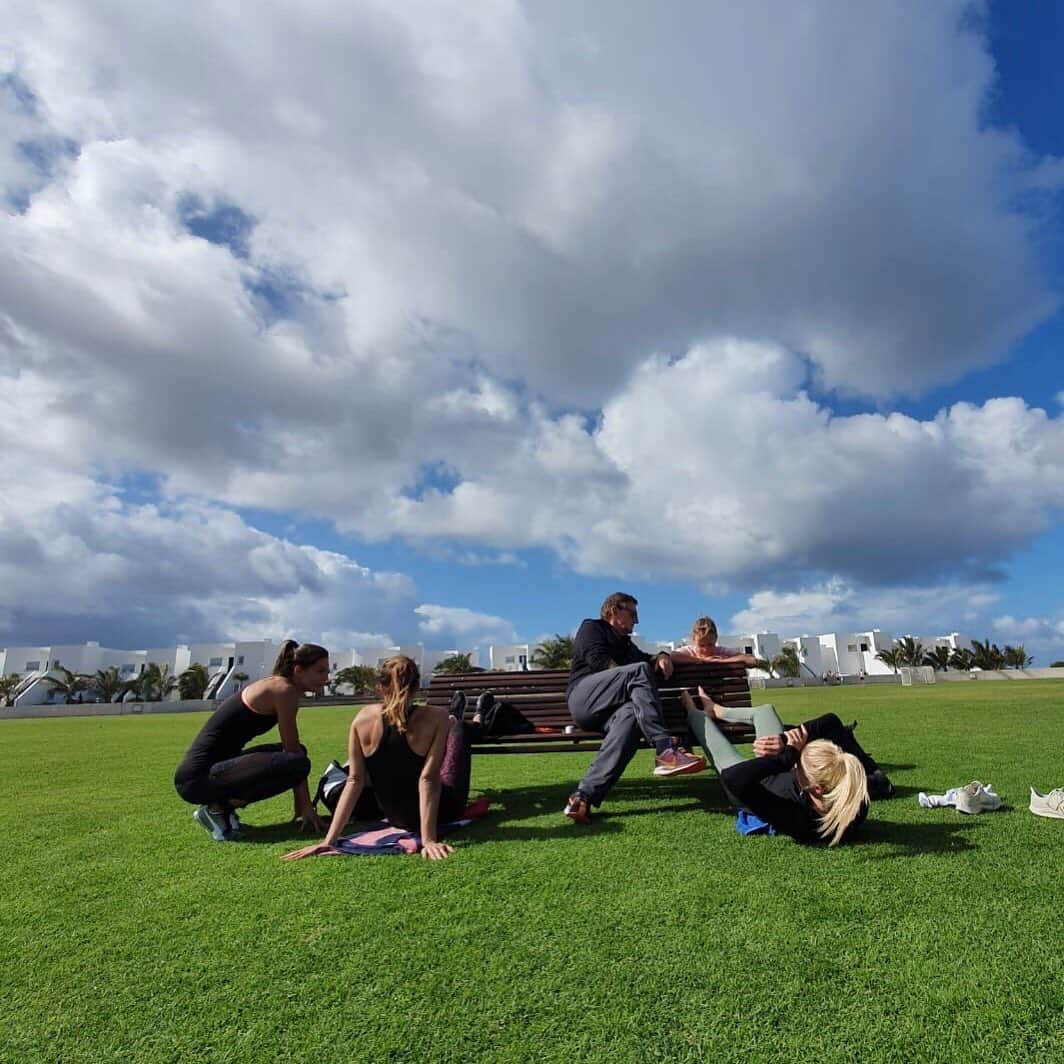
[175,743,311,808]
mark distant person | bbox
[671,616,758,667]
[563,593,707,825]
[681,688,893,845]
[174,640,328,841]
[285,655,473,861]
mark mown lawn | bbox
[3,682,1063,1063]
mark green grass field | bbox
[3,682,1063,1063]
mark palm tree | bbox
[178,662,210,700]
[971,639,1005,671]
[875,648,901,674]
[771,645,800,678]
[950,647,974,671]
[530,635,573,671]
[1052,660,1064,668]
[139,663,177,702]
[0,673,22,707]
[232,671,250,689]
[922,646,952,672]
[45,666,90,704]
[90,666,125,703]
[895,637,926,668]
[1002,645,1033,669]
[753,657,775,676]
[433,653,475,675]
[335,665,378,695]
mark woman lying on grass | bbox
[681,688,893,846]
[670,616,758,667]
[174,640,329,841]
[284,655,473,861]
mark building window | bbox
[744,646,754,655]
[209,657,223,667]
[25,660,40,671]
[505,656,515,664]
[847,644,857,653]
[236,655,244,665]
[859,642,868,652]
[121,664,135,675]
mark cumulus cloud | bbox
[414,604,518,648]
[2,2,1063,646]
[728,577,1001,639]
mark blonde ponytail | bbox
[377,655,420,733]
[800,740,869,847]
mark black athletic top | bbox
[721,746,867,845]
[363,710,426,832]
[174,691,277,782]
[567,618,658,695]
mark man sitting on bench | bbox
[563,592,708,824]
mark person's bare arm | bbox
[417,713,454,860]
[282,714,369,860]
[275,685,323,833]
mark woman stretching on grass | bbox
[681,689,892,846]
[285,655,473,861]
[174,641,329,841]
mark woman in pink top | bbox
[671,616,758,668]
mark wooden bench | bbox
[425,661,760,754]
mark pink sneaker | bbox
[653,745,707,777]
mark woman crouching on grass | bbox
[681,689,892,846]
[285,655,473,861]
[174,641,329,841]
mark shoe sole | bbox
[653,760,708,778]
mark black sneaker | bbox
[449,690,467,720]
[867,769,895,800]
[475,691,495,720]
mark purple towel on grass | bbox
[334,817,475,856]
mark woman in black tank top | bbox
[174,640,330,842]
[286,655,473,861]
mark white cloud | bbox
[414,604,517,648]
[2,2,1063,646]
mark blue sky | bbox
[2,1,1064,662]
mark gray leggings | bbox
[686,703,784,773]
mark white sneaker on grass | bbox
[954,781,1003,814]
[193,805,235,841]
[1029,787,1064,819]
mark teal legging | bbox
[686,702,784,773]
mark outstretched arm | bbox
[282,716,367,860]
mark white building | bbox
[490,643,531,670]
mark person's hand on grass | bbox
[420,841,454,861]
[281,843,340,861]
[296,807,326,834]
[753,734,785,757]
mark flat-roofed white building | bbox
[490,644,530,670]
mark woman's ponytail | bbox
[801,740,869,847]
[377,655,420,733]
[273,640,328,679]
